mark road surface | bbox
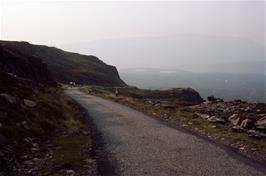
[65,88,266,176]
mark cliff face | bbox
[0,41,126,86]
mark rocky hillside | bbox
[0,70,104,175]
[0,42,112,175]
[189,98,266,138]
[0,45,56,86]
[0,40,126,86]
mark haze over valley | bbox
[62,35,266,102]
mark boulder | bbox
[66,169,75,176]
[207,116,226,124]
[248,130,266,139]
[21,121,30,130]
[196,113,210,120]
[23,99,37,108]
[229,114,241,126]
[240,119,254,129]
[0,93,16,104]
[256,117,266,131]
[231,126,244,133]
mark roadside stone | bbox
[154,103,160,107]
[66,169,75,176]
[31,147,39,152]
[240,119,254,129]
[0,93,17,104]
[81,130,89,136]
[248,130,266,139]
[23,99,37,108]
[244,107,252,112]
[196,113,210,120]
[32,143,39,148]
[33,158,39,162]
[239,147,245,150]
[256,117,266,131]
[231,126,244,133]
[207,116,226,124]
[22,121,30,130]
[24,160,34,165]
[229,114,241,126]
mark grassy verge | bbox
[0,87,99,175]
[32,91,96,176]
[80,86,266,163]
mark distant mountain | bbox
[61,35,265,75]
[119,68,266,103]
[0,40,126,86]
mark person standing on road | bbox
[115,88,119,97]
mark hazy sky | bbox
[1,1,265,46]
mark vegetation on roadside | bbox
[0,73,99,175]
[27,90,98,176]
[2,89,95,175]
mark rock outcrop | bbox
[143,88,203,102]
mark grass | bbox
[52,135,87,169]
[0,85,96,175]
[37,91,91,175]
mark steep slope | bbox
[0,40,126,86]
[0,46,58,173]
[0,46,106,175]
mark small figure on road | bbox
[69,81,76,87]
[115,88,119,97]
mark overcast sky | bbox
[1,1,265,47]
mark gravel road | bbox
[65,88,266,176]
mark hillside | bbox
[0,45,56,86]
[0,44,111,175]
[0,40,126,86]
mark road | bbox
[65,88,266,176]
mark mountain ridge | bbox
[0,40,126,86]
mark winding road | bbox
[65,88,266,176]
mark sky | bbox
[1,1,265,46]
[0,0,265,71]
